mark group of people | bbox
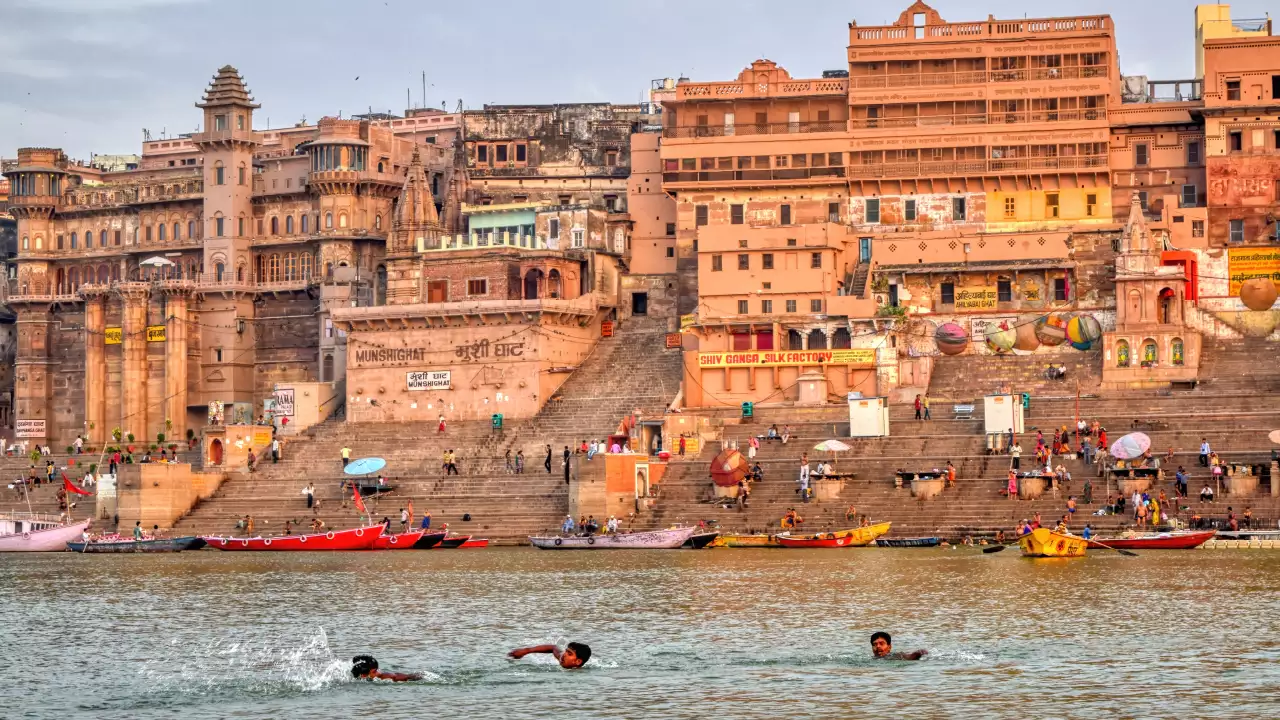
[560,513,622,536]
[913,394,932,420]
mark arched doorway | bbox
[322,353,335,383]
[548,269,562,299]
[1158,287,1176,324]
[375,265,387,306]
[209,438,224,466]
[523,269,544,300]
[807,329,826,350]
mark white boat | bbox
[529,526,696,550]
[0,515,92,552]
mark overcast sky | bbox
[0,0,1274,160]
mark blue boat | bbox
[67,536,207,553]
[875,537,941,548]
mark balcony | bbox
[191,128,257,146]
[851,15,1110,44]
[845,154,1106,180]
[333,295,601,324]
[850,65,1108,90]
[663,167,847,186]
[675,77,847,101]
[467,166,629,179]
[662,121,845,139]
[420,232,551,253]
[849,108,1107,130]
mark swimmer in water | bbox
[350,654,422,682]
[870,631,926,661]
[507,642,591,669]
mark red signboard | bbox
[665,332,682,349]
[601,321,614,338]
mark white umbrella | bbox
[139,256,176,267]
[813,439,852,453]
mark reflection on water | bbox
[2,548,1278,719]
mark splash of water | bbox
[140,627,349,699]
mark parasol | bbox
[709,449,749,487]
[344,457,387,476]
[1110,432,1151,461]
[1269,430,1280,445]
[813,439,852,453]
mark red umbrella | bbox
[709,449,749,487]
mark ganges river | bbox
[3,547,1279,719]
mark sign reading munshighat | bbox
[407,370,451,391]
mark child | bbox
[507,642,591,669]
[350,655,422,682]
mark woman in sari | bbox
[1007,469,1019,500]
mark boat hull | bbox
[683,532,721,549]
[1019,528,1088,558]
[203,526,383,551]
[372,531,426,550]
[0,520,91,552]
[776,522,893,548]
[530,527,695,549]
[437,535,471,549]
[876,537,942,548]
[720,534,783,548]
[458,538,489,548]
[1086,530,1215,550]
[412,531,447,549]
[67,536,206,553]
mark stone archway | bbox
[209,438,224,466]
[523,268,545,300]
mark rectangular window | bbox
[1053,278,1068,302]
[605,150,618,167]
[604,195,618,212]
[1046,192,1060,218]
[997,279,1012,302]
[572,228,584,248]
[1230,131,1242,152]
[941,282,955,305]
[1192,219,1205,237]
[1138,191,1148,209]
[737,300,749,314]
[810,299,823,313]
[952,197,966,221]
[756,330,774,349]
[215,217,224,237]
[738,254,749,270]
[1274,75,1280,100]
[238,166,246,185]
[495,145,508,163]
[780,204,791,225]
[666,247,674,257]
[904,198,917,222]
[1275,129,1280,150]
[214,114,226,131]
[761,299,773,314]
[477,145,488,162]
[1187,140,1201,165]
[214,348,223,362]
[866,198,881,224]
[516,144,527,162]
[762,253,774,270]
[114,230,121,245]
[828,202,840,223]
[787,239,797,247]
[215,166,224,185]
[1181,184,1197,207]
[786,299,797,313]
[810,252,822,269]
[1135,143,1149,167]
[731,331,750,350]
[1227,80,1240,101]
[695,205,708,226]
[711,255,723,271]
[1086,193,1098,217]
[549,217,560,239]
[1230,219,1245,242]
[731,204,744,224]
[665,222,676,236]
[467,278,488,296]
[1004,197,1016,218]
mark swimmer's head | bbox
[562,642,591,668]
[870,632,892,657]
[351,655,378,678]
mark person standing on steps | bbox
[505,450,514,473]
[340,445,351,468]
[437,414,446,433]
[923,394,932,420]
[914,394,922,420]
[515,450,525,474]
[447,450,459,476]
[545,445,553,474]
[1010,442,1021,470]
[271,437,280,464]
[563,446,572,486]
[1199,438,1211,467]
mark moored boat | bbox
[1019,527,1088,558]
[776,522,893,549]
[529,526,695,550]
[720,533,784,548]
[372,530,426,550]
[67,536,206,553]
[412,531,447,549]
[436,534,472,549]
[876,536,941,548]
[682,532,721,549]
[0,517,91,552]
[458,538,489,548]
[203,525,383,551]
[1086,529,1215,550]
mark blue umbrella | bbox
[344,457,387,475]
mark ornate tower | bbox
[385,145,442,304]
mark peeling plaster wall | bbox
[848,193,986,231]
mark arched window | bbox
[270,216,279,235]
[300,253,313,278]
[325,262,334,279]
[377,161,384,173]
[338,213,348,228]
[215,262,225,281]
[173,222,180,241]
[214,161,225,185]
[374,265,387,305]
[69,267,80,289]
[324,213,333,229]
[267,254,280,282]
[236,265,244,282]
[238,164,246,185]
[301,215,310,233]
[284,253,297,281]
[22,236,29,250]
[832,327,852,349]
[188,221,195,239]
[285,215,294,234]
[807,329,827,350]
[100,230,107,247]
[1142,339,1158,365]
[55,268,65,292]
[374,215,382,230]
[70,232,78,249]
[98,265,109,283]
[35,236,42,250]
[110,265,119,282]
[1116,339,1131,367]
[158,223,166,241]
[1172,338,1185,366]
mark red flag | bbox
[352,484,367,515]
[407,499,414,528]
[63,474,93,496]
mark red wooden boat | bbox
[1086,529,1216,550]
[776,534,861,548]
[436,534,471,549]
[412,531,447,549]
[373,530,426,550]
[203,525,384,551]
[458,538,489,548]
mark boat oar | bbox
[1087,539,1139,557]
[982,540,1018,554]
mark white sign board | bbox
[407,370,451,391]
[15,419,45,438]
[271,387,296,417]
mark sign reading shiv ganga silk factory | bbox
[697,349,876,369]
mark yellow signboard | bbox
[146,325,166,342]
[955,286,999,310]
[1228,247,1280,294]
[697,348,875,369]
[251,428,272,448]
[105,327,123,345]
[680,314,696,331]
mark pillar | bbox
[118,283,150,440]
[163,286,191,443]
[83,293,107,445]
[13,304,53,445]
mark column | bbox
[118,283,150,439]
[13,304,53,445]
[163,286,191,444]
[83,293,107,445]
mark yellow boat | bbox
[1018,528,1088,558]
[721,522,891,548]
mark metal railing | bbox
[662,121,845,139]
[849,108,1105,129]
[850,65,1108,89]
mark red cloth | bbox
[406,499,414,528]
[353,485,367,514]
[63,474,93,496]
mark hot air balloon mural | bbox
[935,322,969,356]
[1240,277,1278,312]
[984,319,1016,353]
[1013,316,1041,352]
[1066,315,1102,349]
[1034,312,1072,347]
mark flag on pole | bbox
[353,484,367,515]
[63,473,93,496]
[407,499,414,528]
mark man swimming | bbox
[350,655,422,682]
[507,642,592,669]
[870,631,926,661]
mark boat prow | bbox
[0,519,91,552]
[1086,529,1215,550]
[372,530,426,550]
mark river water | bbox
[2,547,1278,719]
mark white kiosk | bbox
[848,394,890,437]
[983,394,1025,434]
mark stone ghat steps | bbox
[0,483,77,517]
[1195,339,1280,392]
[927,350,1104,400]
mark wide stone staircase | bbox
[927,349,1103,402]
[169,316,686,542]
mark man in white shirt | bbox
[82,471,94,488]
[798,461,811,502]
[271,438,280,464]
[302,482,314,509]
[1199,439,1211,467]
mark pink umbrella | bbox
[1110,432,1151,460]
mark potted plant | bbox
[126,433,135,443]
[112,427,123,443]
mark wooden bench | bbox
[953,404,975,420]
